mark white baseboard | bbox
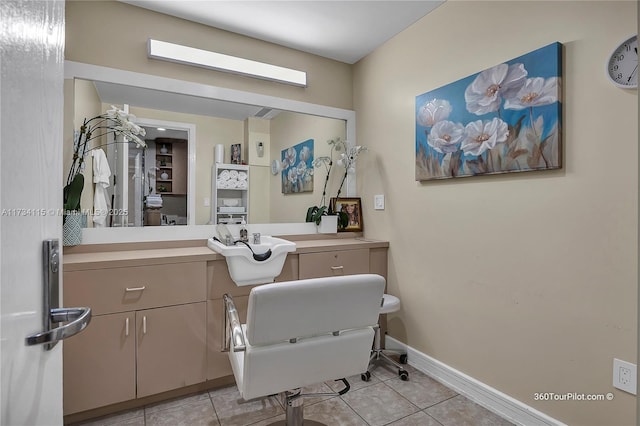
[385,336,566,426]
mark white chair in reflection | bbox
[223,274,385,426]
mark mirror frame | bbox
[64,61,357,243]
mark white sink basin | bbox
[207,236,296,286]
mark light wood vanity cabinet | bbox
[299,248,370,279]
[63,238,387,419]
[63,261,207,415]
[63,312,136,414]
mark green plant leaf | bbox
[63,173,84,212]
[305,205,328,225]
[337,211,349,229]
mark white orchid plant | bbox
[64,106,146,214]
[306,137,367,227]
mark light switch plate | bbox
[374,194,385,210]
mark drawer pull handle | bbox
[330,266,344,271]
[125,317,129,337]
[125,286,146,292]
[143,316,147,335]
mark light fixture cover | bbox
[148,39,307,87]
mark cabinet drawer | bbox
[64,261,206,315]
[299,248,369,279]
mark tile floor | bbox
[72,361,514,426]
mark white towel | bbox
[238,171,248,180]
[92,149,111,227]
[229,170,239,179]
[237,180,248,190]
[218,170,230,181]
[146,194,163,208]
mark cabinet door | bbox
[298,249,369,279]
[207,296,249,380]
[136,303,207,398]
[63,312,135,415]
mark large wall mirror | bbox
[64,61,356,237]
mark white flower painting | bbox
[281,139,314,194]
[416,42,562,181]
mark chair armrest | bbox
[223,293,246,352]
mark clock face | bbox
[271,159,281,175]
[607,35,638,89]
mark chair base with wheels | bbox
[362,294,409,382]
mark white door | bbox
[1,1,66,424]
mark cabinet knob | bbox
[330,265,344,275]
[125,286,146,292]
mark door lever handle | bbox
[25,307,91,346]
[24,239,92,350]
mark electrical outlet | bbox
[613,358,637,394]
[374,194,385,210]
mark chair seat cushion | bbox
[380,294,400,314]
[231,327,374,401]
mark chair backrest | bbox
[245,273,385,346]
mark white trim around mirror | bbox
[64,61,357,243]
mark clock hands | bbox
[629,47,638,83]
[629,65,638,83]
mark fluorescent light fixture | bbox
[147,39,307,87]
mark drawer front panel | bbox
[298,249,369,279]
[64,261,206,315]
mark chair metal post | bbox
[222,294,245,352]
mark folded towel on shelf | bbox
[218,170,230,181]
[237,171,248,180]
[229,170,239,179]
[236,180,248,189]
[217,179,228,189]
[146,194,163,208]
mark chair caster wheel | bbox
[399,370,409,381]
[361,371,371,382]
[399,354,408,364]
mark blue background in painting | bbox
[415,42,562,159]
[281,138,314,193]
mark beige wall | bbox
[65,1,353,110]
[354,1,637,425]
[269,112,347,223]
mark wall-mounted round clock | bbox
[271,159,281,175]
[606,34,638,89]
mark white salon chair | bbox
[223,274,385,426]
[361,293,409,382]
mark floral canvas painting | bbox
[281,139,314,194]
[415,42,562,181]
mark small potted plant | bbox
[306,137,366,232]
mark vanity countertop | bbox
[63,237,389,271]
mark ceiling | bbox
[119,1,444,64]
[90,1,445,124]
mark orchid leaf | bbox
[63,173,84,212]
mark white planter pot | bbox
[317,215,338,234]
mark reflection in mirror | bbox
[65,61,354,234]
